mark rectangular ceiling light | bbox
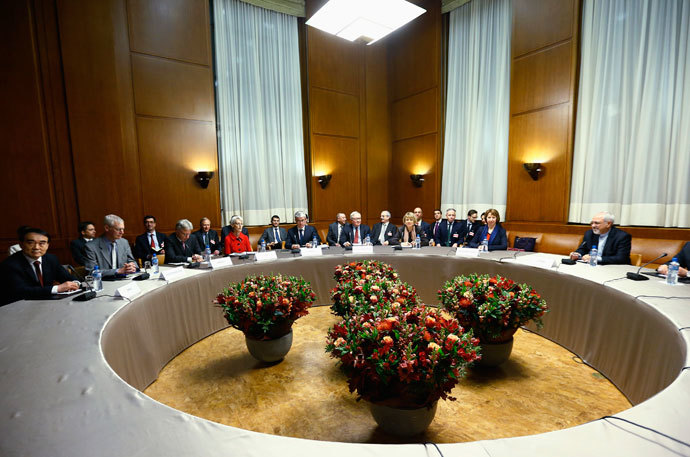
[306,0,426,45]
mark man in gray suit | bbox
[259,215,287,250]
[84,214,137,277]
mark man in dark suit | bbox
[413,207,431,238]
[657,241,690,277]
[259,215,287,250]
[167,219,203,263]
[133,215,167,261]
[428,209,444,244]
[436,208,464,247]
[70,221,96,266]
[84,214,138,277]
[460,209,481,245]
[570,211,632,265]
[1,228,79,305]
[342,211,371,246]
[326,213,347,246]
[193,217,220,255]
[370,210,397,246]
[286,211,321,248]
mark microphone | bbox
[626,253,668,281]
[74,281,96,301]
[498,251,519,263]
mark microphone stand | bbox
[626,253,668,281]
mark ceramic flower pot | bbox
[477,336,514,367]
[244,329,293,363]
[369,401,438,436]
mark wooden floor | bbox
[144,305,631,444]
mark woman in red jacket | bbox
[224,215,252,254]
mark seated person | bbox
[286,211,321,248]
[468,208,508,251]
[326,213,347,247]
[84,214,138,277]
[480,212,487,225]
[461,209,481,244]
[259,215,287,250]
[8,225,30,256]
[370,211,397,246]
[193,217,220,255]
[428,209,444,242]
[220,216,249,244]
[0,227,80,305]
[413,207,431,236]
[342,211,371,246]
[133,215,167,261]
[166,219,203,263]
[657,241,690,277]
[70,221,96,266]
[436,208,464,247]
[569,211,631,265]
[390,212,430,247]
[223,215,252,254]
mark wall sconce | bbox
[317,174,332,189]
[410,174,425,187]
[523,163,542,181]
[194,171,214,189]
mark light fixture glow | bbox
[306,0,426,45]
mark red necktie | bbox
[354,227,359,243]
[33,261,44,286]
[150,234,156,248]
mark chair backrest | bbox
[630,253,642,267]
[540,233,585,256]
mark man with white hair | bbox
[286,211,321,249]
[342,211,371,246]
[570,211,631,265]
[84,214,138,277]
[167,219,203,263]
[370,210,397,246]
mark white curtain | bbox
[570,0,690,227]
[441,0,511,218]
[213,0,308,225]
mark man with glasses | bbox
[286,211,321,249]
[370,210,397,246]
[133,215,167,261]
[84,214,138,277]
[1,227,80,305]
[342,211,371,247]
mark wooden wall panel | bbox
[507,105,571,221]
[131,53,214,121]
[137,118,219,232]
[307,27,360,94]
[310,88,359,137]
[511,42,572,114]
[391,88,438,141]
[127,0,210,65]
[58,0,143,228]
[512,0,575,57]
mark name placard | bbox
[351,245,374,255]
[517,255,556,270]
[115,283,141,300]
[255,251,278,262]
[300,247,323,257]
[209,257,234,269]
[159,266,185,283]
[456,248,479,258]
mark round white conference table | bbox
[1,247,689,457]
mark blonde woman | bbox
[390,212,430,247]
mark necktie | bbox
[337,225,342,243]
[447,223,452,244]
[354,227,359,244]
[150,234,156,248]
[111,242,117,268]
[203,233,207,246]
[33,261,43,286]
[182,241,186,252]
[434,222,439,236]
[299,229,304,244]
[274,228,280,242]
[379,224,386,243]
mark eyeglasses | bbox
[24,240,49,247]
[111,227,125,232]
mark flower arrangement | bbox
[326,300,480,407]
[330,277,418,317]
[333,260,399,283]
[437,273,548,342]
[215,274,316,340]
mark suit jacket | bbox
[69,237,91,266]
[166,234,202,263]
[428,220,445,243]
[468,224,508,251]
[326,222,347,246]
[286,225,321,247]
[417,221,431,239]
[1,252,77,305]
[460,220,482,244]
[436,221,464,247]
[342,224,372,245]
[668,242,690,269]
[133,231,168,260]
[574,227,631,265]
[390,225,430,246]
[259,226,287,248]
[370,222,398,245]
[84,236,136,276]
[192,229,220,251]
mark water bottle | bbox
[151,254,159,274]
[205,244,212,262]
[480,239,489,252]
[92,265,103,292]
[667,258,679,285]
[414,235,421,249]
[312,235,318,248]
[365,234,371,246]
[589,246,598,266]
[260,239,266,252]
